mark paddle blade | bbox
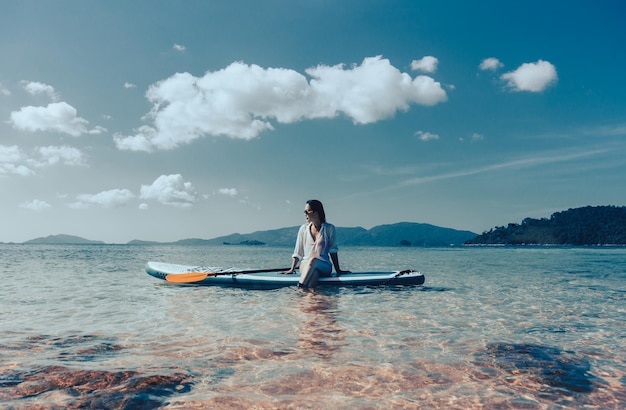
[165,272,211,283]
[164,267,288,283]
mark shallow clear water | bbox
[1,245,624,409]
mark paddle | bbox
[165,267,290,283]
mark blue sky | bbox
[1,0,625,243]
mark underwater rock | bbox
[474,342,603,395]
[2,365,193,409]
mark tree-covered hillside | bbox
[465,206,626,245]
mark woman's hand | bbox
[281,257,299,274]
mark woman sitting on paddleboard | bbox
[283,199,349,288]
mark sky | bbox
[1,0,625,243]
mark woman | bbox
[283,199,349,288]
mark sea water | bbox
[0,244,624,409]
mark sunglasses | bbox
[304,210,314,215]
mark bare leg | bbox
[299,259,331,288]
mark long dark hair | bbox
[306,199,326,223]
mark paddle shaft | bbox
[165,267,290,283]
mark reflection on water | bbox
[295,290,345,360]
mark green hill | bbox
[465,205,626,245]
[343,222,476,246]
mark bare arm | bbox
[282,257,299,274]
[330,252,350,275]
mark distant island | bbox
[17,222,477,247]
[465,205,626,245]
[223,240,266,246]
[23,234,105,245]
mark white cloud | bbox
[114,126,157,151]
[33,146,85,167]
[21,81,58,100]
[173,43,186,52]
[72,188,135,209]
[0,82,10,96]
[501,60,558,92]
[20,199,51,211]
[124,82,137,89]
[306,56,447,120]
[68,201,89,210]
[115,56,448,151]
[140,174,197,207]
[88,125,108,135]
[479,57,503,71]
[415,130,440,141]
[460,133,485,143]
[411,56,439,73]
[1,144,86,175]
[0,145,23,163]
[217,188,238,196]
[0,145,33,176]
[9,102,91,136]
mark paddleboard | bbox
[146,261,425,289]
